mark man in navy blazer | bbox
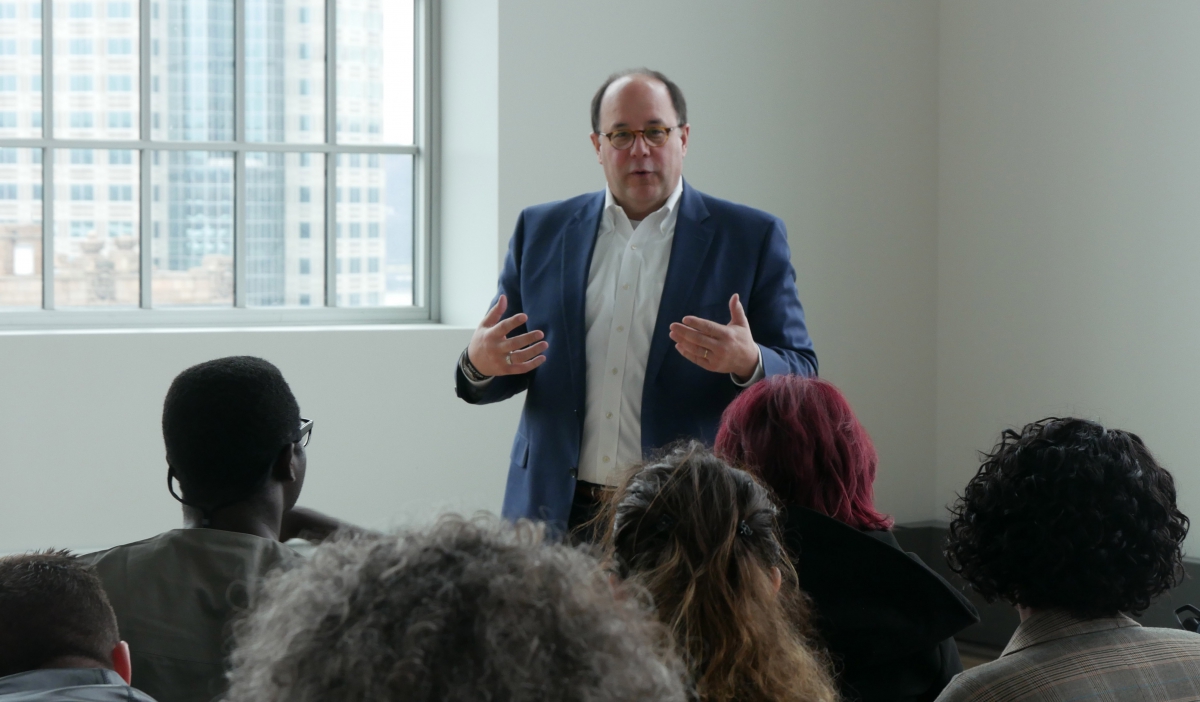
[456,69,816,535]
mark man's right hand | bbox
[466,295,549,377]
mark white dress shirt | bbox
[467,178,763,486]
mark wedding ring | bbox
[703,349,709,360]
[506,352,513,365]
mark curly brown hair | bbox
[946,417,1190,618]
[600,442,839,702]
[225,516,689,702]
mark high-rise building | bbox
[0,0,413,310]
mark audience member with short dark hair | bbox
[82,356,359,702]
[601,442,839,702]
[938,417,1199,702]
[0,550,156,702]
[224,516,689,702]
[715,375,978,702]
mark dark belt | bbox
[574,479,614,503]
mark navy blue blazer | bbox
[456,181,817,528]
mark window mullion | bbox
[40,0,53,310]
[233,0,247,307]
[324,0,337,307]
[139,0,152,308]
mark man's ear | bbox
[590,132,603,162]
[111,641,131,684]
[679,123,689,156]
[271,443,297,483]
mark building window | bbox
[0,0,429,322]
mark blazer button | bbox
[569,467,578,479]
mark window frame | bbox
[0,0,439,330]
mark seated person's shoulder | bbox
[83,529,303,584]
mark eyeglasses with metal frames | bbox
[598,125,682,150]
[297,418,314,448]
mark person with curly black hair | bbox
[937,417,1200,702]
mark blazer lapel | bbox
[560,191,606,409]
[646,181,715,385]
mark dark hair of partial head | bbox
[716,374,894,531]
[591,68,688,133]
[600,441,837,702]
[162,356,300,510]
[0,550,120,678]
[946,417,1189,618]
[225,516,689,702]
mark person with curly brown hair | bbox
[600,442,839,702]
[938,417,1200,702]
[224,516,690,702]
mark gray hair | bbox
[225,516,690,702]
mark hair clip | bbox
[738,520,753,538]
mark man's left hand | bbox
[669,294,759,382]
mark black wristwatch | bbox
[460,348,492,382]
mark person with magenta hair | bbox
[715,375,979,702]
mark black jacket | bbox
[781,507,979,702]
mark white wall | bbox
[937,0,1200,552]
[0,327,521,553]
[497,0,941,524]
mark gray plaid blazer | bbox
[936,609,1200,701]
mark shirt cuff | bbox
[461,355,494,388]
[731,348,765,388]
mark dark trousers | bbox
[566,481,610,546]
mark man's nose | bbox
[629,133,652,156]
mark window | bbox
[1,0,428,322]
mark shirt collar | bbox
[0,668,127,694]
[1001,609,1142,657]
[603,177,684,231]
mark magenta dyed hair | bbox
[715,375,893,531]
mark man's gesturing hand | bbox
[466,294,549,377]
[668,293,759,382]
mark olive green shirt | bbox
[82,529,301,702]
